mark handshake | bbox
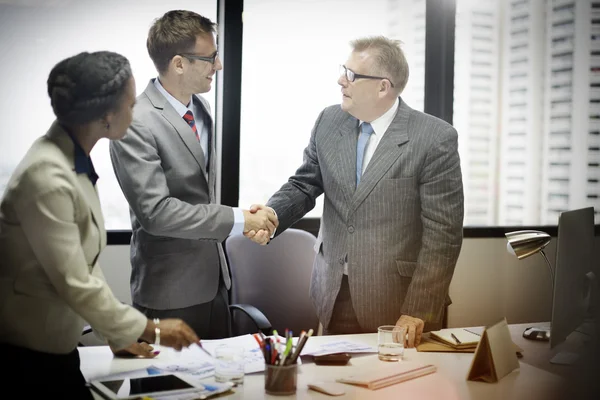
[242,204,279,245]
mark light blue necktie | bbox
[356,122,374,185]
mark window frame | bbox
[106,0,599,244]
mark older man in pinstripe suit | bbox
[251,36,464,347]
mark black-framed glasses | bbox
[180,51,219,64]
[339,65,394,87]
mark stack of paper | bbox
[300,339,376,357]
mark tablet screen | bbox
[99,374,194,396]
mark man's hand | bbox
[110,342,159,358]
[394,315,425,348]
[243,204,278,245]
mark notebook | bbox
[429,328,481,349]
[418,335,523,357]
[336,362,436,390]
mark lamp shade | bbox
[505,230,551,260]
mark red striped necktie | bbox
[183,110,199,141]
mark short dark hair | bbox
[147,10,217,74]
[47,51,132,126]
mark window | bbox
[238,0,426,217]
[455,0,600,225]
[0,0,217,230]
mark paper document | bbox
[148,359,215,379]
[300,339,376,357]
[201,334,269,373]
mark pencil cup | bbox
[264,363,298,396]
[377,325,405,361]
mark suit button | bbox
[348,226,355,233]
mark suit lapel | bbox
[335,115,360,204]
[46,122,106,258]
[79,178,107,254]
[144,82,209,181]
[349,99,410,213]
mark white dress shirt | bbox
[153,78,244,236]
[344,98,400,275]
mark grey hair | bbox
[350,36,409,94]
[47,51,132,125]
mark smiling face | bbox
[181,33,222,95]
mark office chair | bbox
[79,305,272,346]
[224,228,320,336]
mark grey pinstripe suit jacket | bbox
[267,98,464,332]
[109,80,233,310]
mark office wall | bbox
[98,237,600,329]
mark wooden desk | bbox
[80,324,577,400]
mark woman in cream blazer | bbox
[0,51,199,398]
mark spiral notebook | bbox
[429,328,481,349]
[336,362,436,390]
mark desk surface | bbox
[81,323,578,400]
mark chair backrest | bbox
[225,228,319,336]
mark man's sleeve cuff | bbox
[230,207,245,236]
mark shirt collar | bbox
[63,127,99,186]
[360,97,399,136]
[153,77,193,117]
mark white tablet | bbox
[89,373,204,400]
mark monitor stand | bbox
[550,351,579,365]
[548,319,597,365]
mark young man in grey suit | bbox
[250,36,464,347]
[110,10,276,339]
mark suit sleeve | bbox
[266,110,325,233]
[110,117,234,240]
[14,164,147,350]
[400,126,464,323]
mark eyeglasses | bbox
[180,51,219,65]
[339,65,394,88]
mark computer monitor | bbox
[550,206,595,349]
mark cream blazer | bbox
[0,121,146,354]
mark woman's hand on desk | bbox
[141,318,200,351]
[110,342,159,358]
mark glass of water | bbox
[214,345,245,385]
[377,325,405,361]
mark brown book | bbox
[336,362,436,390]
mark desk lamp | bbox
[505,230,552,341]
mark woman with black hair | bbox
[0,51,200,398]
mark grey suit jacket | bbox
[267,99,464,331]
[0,122,146,353]
[110,80,232,310]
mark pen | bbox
[264,342,271,364]
[288,328,313,364]
[198,342,213,358]
[253,333,265,349]
[451,333,462,345]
